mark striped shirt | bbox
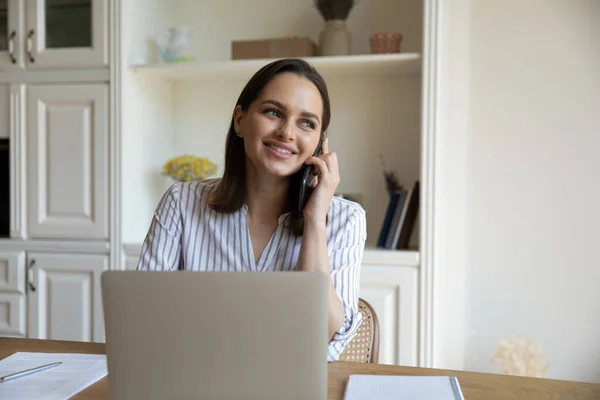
[137,178,366,361]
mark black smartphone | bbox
[296,135,324,212]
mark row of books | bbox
[376,180,420,250]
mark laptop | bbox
[100,270,329,400]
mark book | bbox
[376,190,402,247]
[344,374,465,400]
[384,188,407,249]
[387,185,412,249]
[396,180,420,250]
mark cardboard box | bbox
[232,37,317,60]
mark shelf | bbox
[129,53,421,82]
[362,248,420,267]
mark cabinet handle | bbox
[8,31,16,64]
[26,29,35,63]
[28,259,36,292]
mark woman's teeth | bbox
[267,144,292,155]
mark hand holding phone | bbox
[297,135,324,212]
[295,136,340,225]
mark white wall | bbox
[464,0,600,383]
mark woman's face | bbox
[234,72,323,180]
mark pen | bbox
[0,361,62,383]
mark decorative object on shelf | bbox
[491,336,549,378]
[370,32,403,54]
[162,155,218,182]
[156,26,195,63]
[314,0,356,56]
[231,36,316,60]
[380,154,401,195]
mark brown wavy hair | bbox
[206,58,331,236]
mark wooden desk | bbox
[1,338,599,400]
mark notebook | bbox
[0,352,107,400]
[344,375,465,400]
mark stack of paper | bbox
[344,374,465,400]
[0,352,107,400]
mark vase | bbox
[318,19,351,56]
[155,26,195,62]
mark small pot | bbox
[370,32,403,54]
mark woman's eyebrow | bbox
[260,99,320,123]
[300,110,320,124]
[260,99,286,109]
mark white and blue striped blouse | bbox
[137,178,367,361]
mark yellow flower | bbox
[491,336,549,378]
[162,155,218,182]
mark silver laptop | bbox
[101,270,329,400]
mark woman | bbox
[137,58,367,361]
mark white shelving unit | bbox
[130,53,422,82]
[119,0,427,366]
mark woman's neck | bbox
[245,170,290,223]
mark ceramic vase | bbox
[156,26,195,62]
[319,19,351,56]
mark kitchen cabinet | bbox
[27,251,108,342]
[26,83,109,240]
[0,250,26,337]
[0,249,108,342]
[0,0,108,70]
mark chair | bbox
[338,298,380,363]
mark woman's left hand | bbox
[303,137,340,224]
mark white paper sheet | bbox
[344,374,465,400]
[0,351,107,400]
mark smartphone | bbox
[296,135,324,212]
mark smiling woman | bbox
[208,59,331,226]
[136,58,367,361]
[232,74,323,190]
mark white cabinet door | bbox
[0,0,24,69]
[0,250,26,337]
[359,264,419,366]
[0,84,7,138]
[27,252,107,342]
[25,0,108,68]
[27,83,109,240]
[7,84,26,239]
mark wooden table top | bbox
[1,338,599,400]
